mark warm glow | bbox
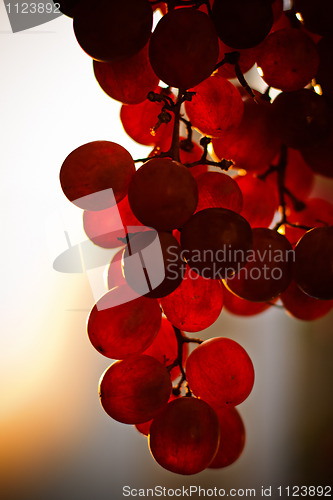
[295,12,304,22]
[257,66,264,77]
[237,169,248,176]
[314,84,323,95]
[277,225,286,235]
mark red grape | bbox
[73,0,153,62]
[93,42,159,105]
[180,208,253,280]
[208,407,246,468]
[160,266,224,332]
[107,249,126,290]
[195,171,243,213]
[149,8,219,90]
[87,291,161,359]
[226,228,294,302]
[281,280,333,321]
[186,337,255,408]
[256,28,319,91]
[128,158,198,231]
[60,141,135,210]
[99,355,172,424]
[185,75,244,137]
[235,175,278,227]
[149,397,220,475]
[212,92,281,172]
[222,283,273,316]
[294,226,333,300]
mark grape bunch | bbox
[57,0,333,475]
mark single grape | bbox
[180,208,253,280]
[184,75,244,137]
[208,407,246,469]
[93,42,159,105]
[73,0,153,62]
[222,283,273,317]
[160,265,224,332]
[185,337,255,408]
[294,226,333,300]
[60,141,135,210]
[107,248,126,290]
[99,355,172,424]
[128,158,198,231]
[256,28,319,91]
[87,291,161,359]
[149,8,219,89]
[149,397,220,475]
[294,0,333,37]
[212,91,281,172]
[226,228,294,302]
[212,0,274,49]
[195,171,243,214]
[281,280,333,321]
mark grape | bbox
[149,8,219,90]
[180,208,253,280]
[212,91,281,172]
[208,407,246,468]
[184,75,244,137]
[83,195,143,249]
[212,0,274,49]
[93,42,159,105]
[284,198,333,246]
[195,171,243,213]
[143,317,189,381]
[281,280,333,321]
[272,89,330,150]
[216,39,257,79]
[235,175,278,227]
[128,158,198,231]
[160,266,224,332]
[294,226,333,300]
[149,397,220,475]
[300,121,333,178]
[99,355,172,424]
[294,0,333,37]
[123,231,185,299]
[120,87,174,147]
[135,393,179,437]
[222,283,273,317]
[226,228,294,302]
[87,291,161,359]
[60,141,135,210]
[185,337,255,408]
[256,28,319,91]
[73,0,153,62]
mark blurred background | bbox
[0,4,332,499]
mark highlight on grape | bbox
[55,0,333,477]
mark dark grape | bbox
[294,0,333,37]
[87,291,161,359]
[185,337,255,408]
[180,208,253,280]
[226,228,294,302]
[93,42,159,105]
[149,8,219,89]
[212,0,274,49]
[149,397,220,475]
[294,226,333,300]
[128,158,198,231]
[60,141,135,210]
[281,280,333,321]
[73,0,153,62]
[99,355,172,424]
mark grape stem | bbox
[214,51,256,101]
[167,326,203,396]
